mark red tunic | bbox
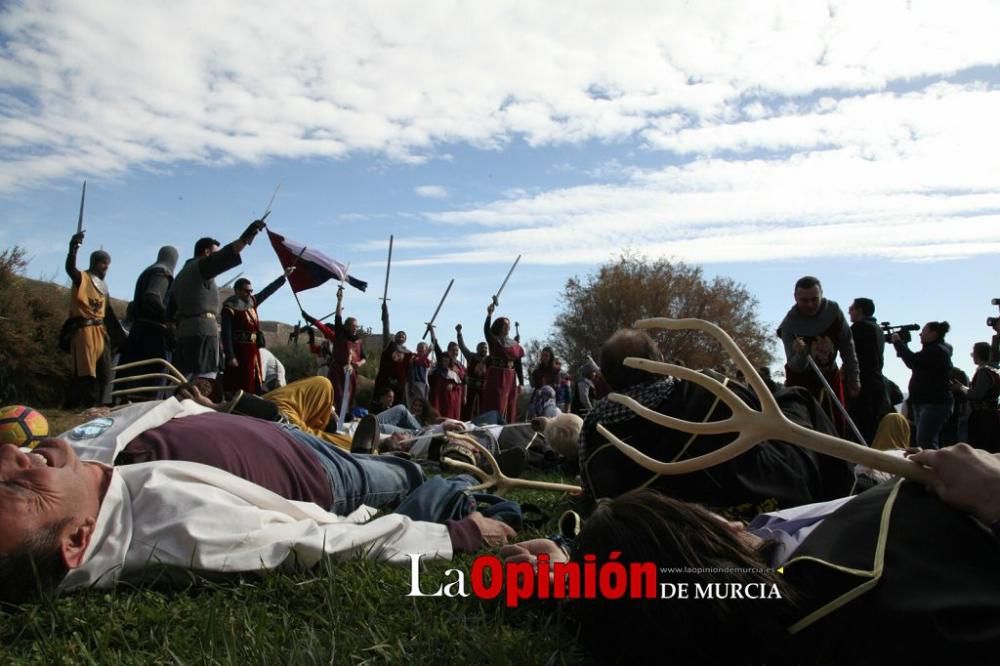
[375,345,412,406]
[312,314,364,415]
[483,315,524,422]
[222,300,263,394]
[429,342,466,420]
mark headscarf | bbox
[871,412,910,451]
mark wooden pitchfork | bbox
[596,318,930,483]
[110,358,187,398]
[441,432,583,494]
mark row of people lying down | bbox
[503,445,1000,664]
[5,327,999,661]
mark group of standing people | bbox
[64,220,290,408]
[777,275,1000,452]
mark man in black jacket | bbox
[846,297,891,444]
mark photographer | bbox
[892,321,954,449]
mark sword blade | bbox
[261,182,282,219]
[423,278,454,339]
[381,235,394,302]
[76,181,87,233]
[492,254,521,305]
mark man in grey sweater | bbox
[777,276,860,437]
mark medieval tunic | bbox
[482,314,524,422]
[118,247,177,388]
[328,312,365,414]
[457,331,487,420]
[778,299,859,439]
[170,244,241,376]
[373,306,411,406]
[68,271,109,379]
[429,340,466,420]
[221,275,286,394]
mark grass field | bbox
[3,410,591,665]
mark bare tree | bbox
[550,252,774,372]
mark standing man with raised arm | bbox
[171,220,267,384]
[63,231,125,408]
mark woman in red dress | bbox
[428,328,466,420]
[482,303,524,422]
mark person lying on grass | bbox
[502,444,1000,664]
[0,390,515,606]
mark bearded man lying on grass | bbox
[0,386,514,606]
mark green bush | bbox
[269,342,321,384]
[0,246,73,406]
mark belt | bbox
[232,331,258,343]
[488,359,514,369]
[182,312,216,320]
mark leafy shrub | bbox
[0,246,73,406]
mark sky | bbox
[2,0,1000,391]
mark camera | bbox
[989,299,1000,328]
[881,322,920,344]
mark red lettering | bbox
[470,555,502,599]
[505,561,535,608]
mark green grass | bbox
[1,466,592,665]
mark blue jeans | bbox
[376,404,422,434]
[284,426,425,515]
[912,402,953,449]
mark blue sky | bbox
[2,0,1000,390]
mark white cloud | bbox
[414,185,448,199]
[2,0,1000,192]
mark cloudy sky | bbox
[2,0,999,389]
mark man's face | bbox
[201,244,220,258]
[448,343,460,361]
[237,283,253,301]
[380,390,394,408]
[416,342,428,356]
[794,286,822,317]
[0,440,91,555]
[90,258,110,280]
[477,343,488,357]
[847,304,862,323]
[345,318,358,336]
[394,331,407,346]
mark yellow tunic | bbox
[263,377,352,450]
[69,271,108,378]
